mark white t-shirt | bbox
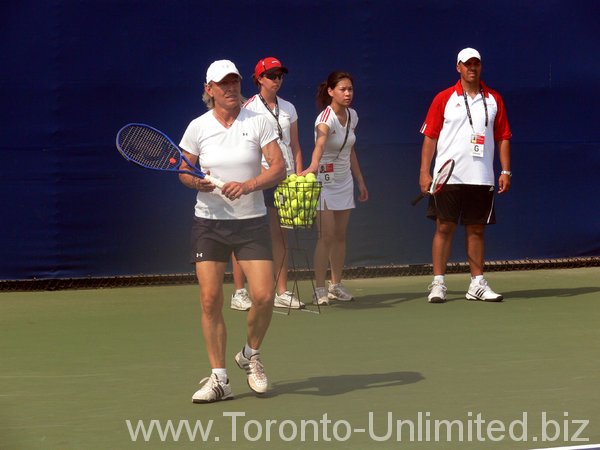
[243,95,298,175]
[315,106,358,184]
[179,108,278,219]
[420,80,512,185]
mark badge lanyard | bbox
[463,88,488,158]
[335,108,351,160]
[462,88,488,132]
[320,108,351,186]
[258,94,283,140]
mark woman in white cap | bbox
[178,59,286,403]
[301,71,369,306]
[230,56,305,311]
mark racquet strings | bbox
[431,161,453,194]
[118,125,181,170]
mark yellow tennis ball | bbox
[305,173,316,183]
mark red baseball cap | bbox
[254,57,288,79]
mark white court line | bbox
[529,444,600,450]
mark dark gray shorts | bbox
[190,216,272,263]
[427,184,496,225]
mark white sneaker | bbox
[192,374,234,403]
[327,282,353,301]
[428,281,447,303]
[313,287,329,305]
[466,278,503,302]
[235,350,268,394]
[231,288,252,311]
[273,291,305,309]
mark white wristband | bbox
[501,170,512,177]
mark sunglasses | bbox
[264,73,284,80]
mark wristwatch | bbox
[500,170,512,177]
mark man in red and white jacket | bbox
[419,47,512,304]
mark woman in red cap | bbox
[229,57,305,311]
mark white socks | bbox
[212,368,228,383]
[243,343,259,359]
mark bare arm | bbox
[497,139,511,194]
[300,123,329,176]
[419,136,438,194]
[178,150,216,192]
[350,145,368,202]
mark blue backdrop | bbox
[1,0,599,281]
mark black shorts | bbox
[427,184,496,225]
[190,216,272,263]
[263,185,276,209]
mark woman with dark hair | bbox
[301,71,368,305]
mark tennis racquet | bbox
[411,158,455,206]
[116,123,225,189]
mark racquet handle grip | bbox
[204,174,225,190]
[411,193,427,206]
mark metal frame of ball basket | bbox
[273,181,323,315]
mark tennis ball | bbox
[288,174,297,182]
[296,175,306,183]
[305,173,317,183]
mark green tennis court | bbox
[1,267,599,449]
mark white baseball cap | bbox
[206,60,242,84]
[457,48,481,64]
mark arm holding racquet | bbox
[116,123,224,189]
[412,157,455,206]
[412,136,437,205]
[178,150,223,192]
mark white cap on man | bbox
[206,60,242,84]
[457,48,481,65]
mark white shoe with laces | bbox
[273,291,305,309]
[313,287,329,305]
[192,374,234,403]
[231,288,252,311]
[466,278,503,302]
[327,282,353,301]
[235,350,268,394]
[428,280,447,303]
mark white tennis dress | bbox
[314,106,358,210]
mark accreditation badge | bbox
[319,163,335,185]
[470,133,485,157]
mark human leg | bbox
[195,261,229,368]
[236,259,274,393]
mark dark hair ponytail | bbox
[315,71,353,110]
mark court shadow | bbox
[264,371,424,398]
[328,292,423,309]
[501,286,600,300]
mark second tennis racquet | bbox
[411,158,455,206]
